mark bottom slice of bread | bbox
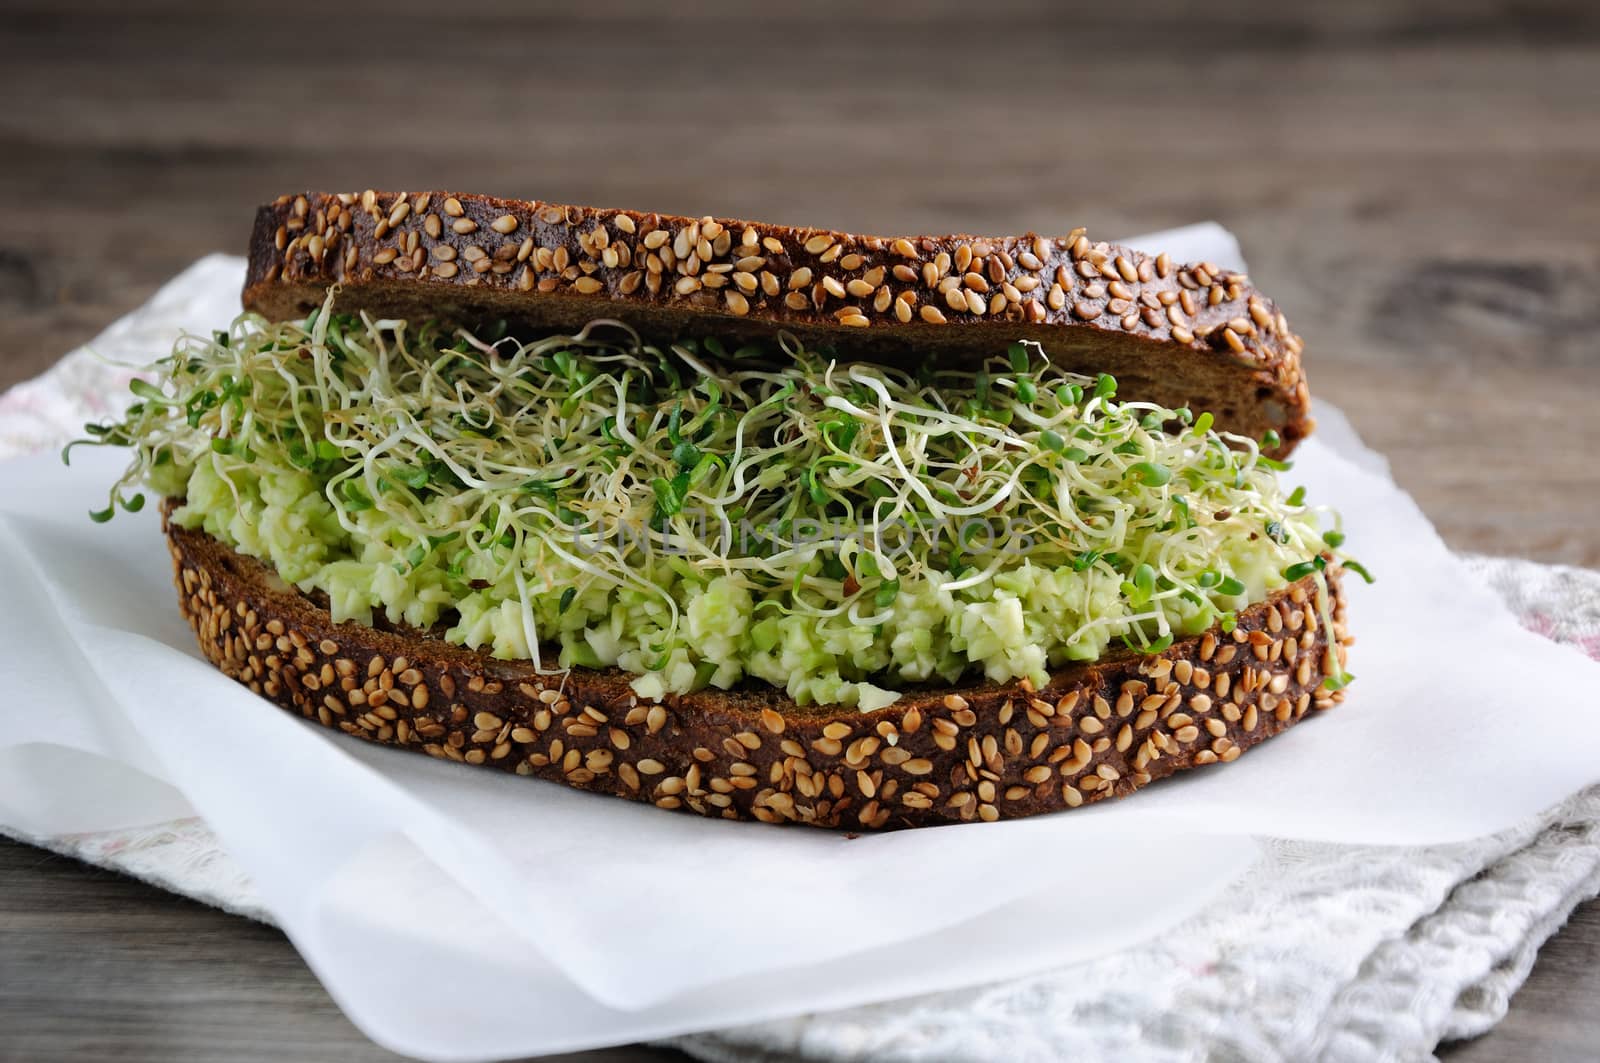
[165,514,1351,830]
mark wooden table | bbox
[2,1,1596,1059]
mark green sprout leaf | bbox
[672,440,701,470]
[1283,560,1320,581]
[1131,462,1172,487]
[1342,559,1376,583]
[1007,343,1029,374]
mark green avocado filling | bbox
[72,298,1366,708]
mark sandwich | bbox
[71,190,1365,829]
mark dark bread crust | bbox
[165,512,1351,830]
[243,191,1312,456]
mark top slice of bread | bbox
[243,191,1313,455]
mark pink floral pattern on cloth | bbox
[1524,612,1600,660]
[4,255,1600,1063]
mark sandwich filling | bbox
[76,301,1363,709]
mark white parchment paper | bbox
[2,229,1596,1061]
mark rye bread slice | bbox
[166,512,1350,831]
[244,191,1312,456]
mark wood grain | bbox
[1,0,1597,1059]
[0,836,688,1063]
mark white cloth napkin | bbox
[3,231,1598,1062]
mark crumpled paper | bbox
[3,227,1598,1062]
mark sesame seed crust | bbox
[165,507,1351,831]
[244,191,1312,456]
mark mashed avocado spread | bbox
[73,302,1365,708]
